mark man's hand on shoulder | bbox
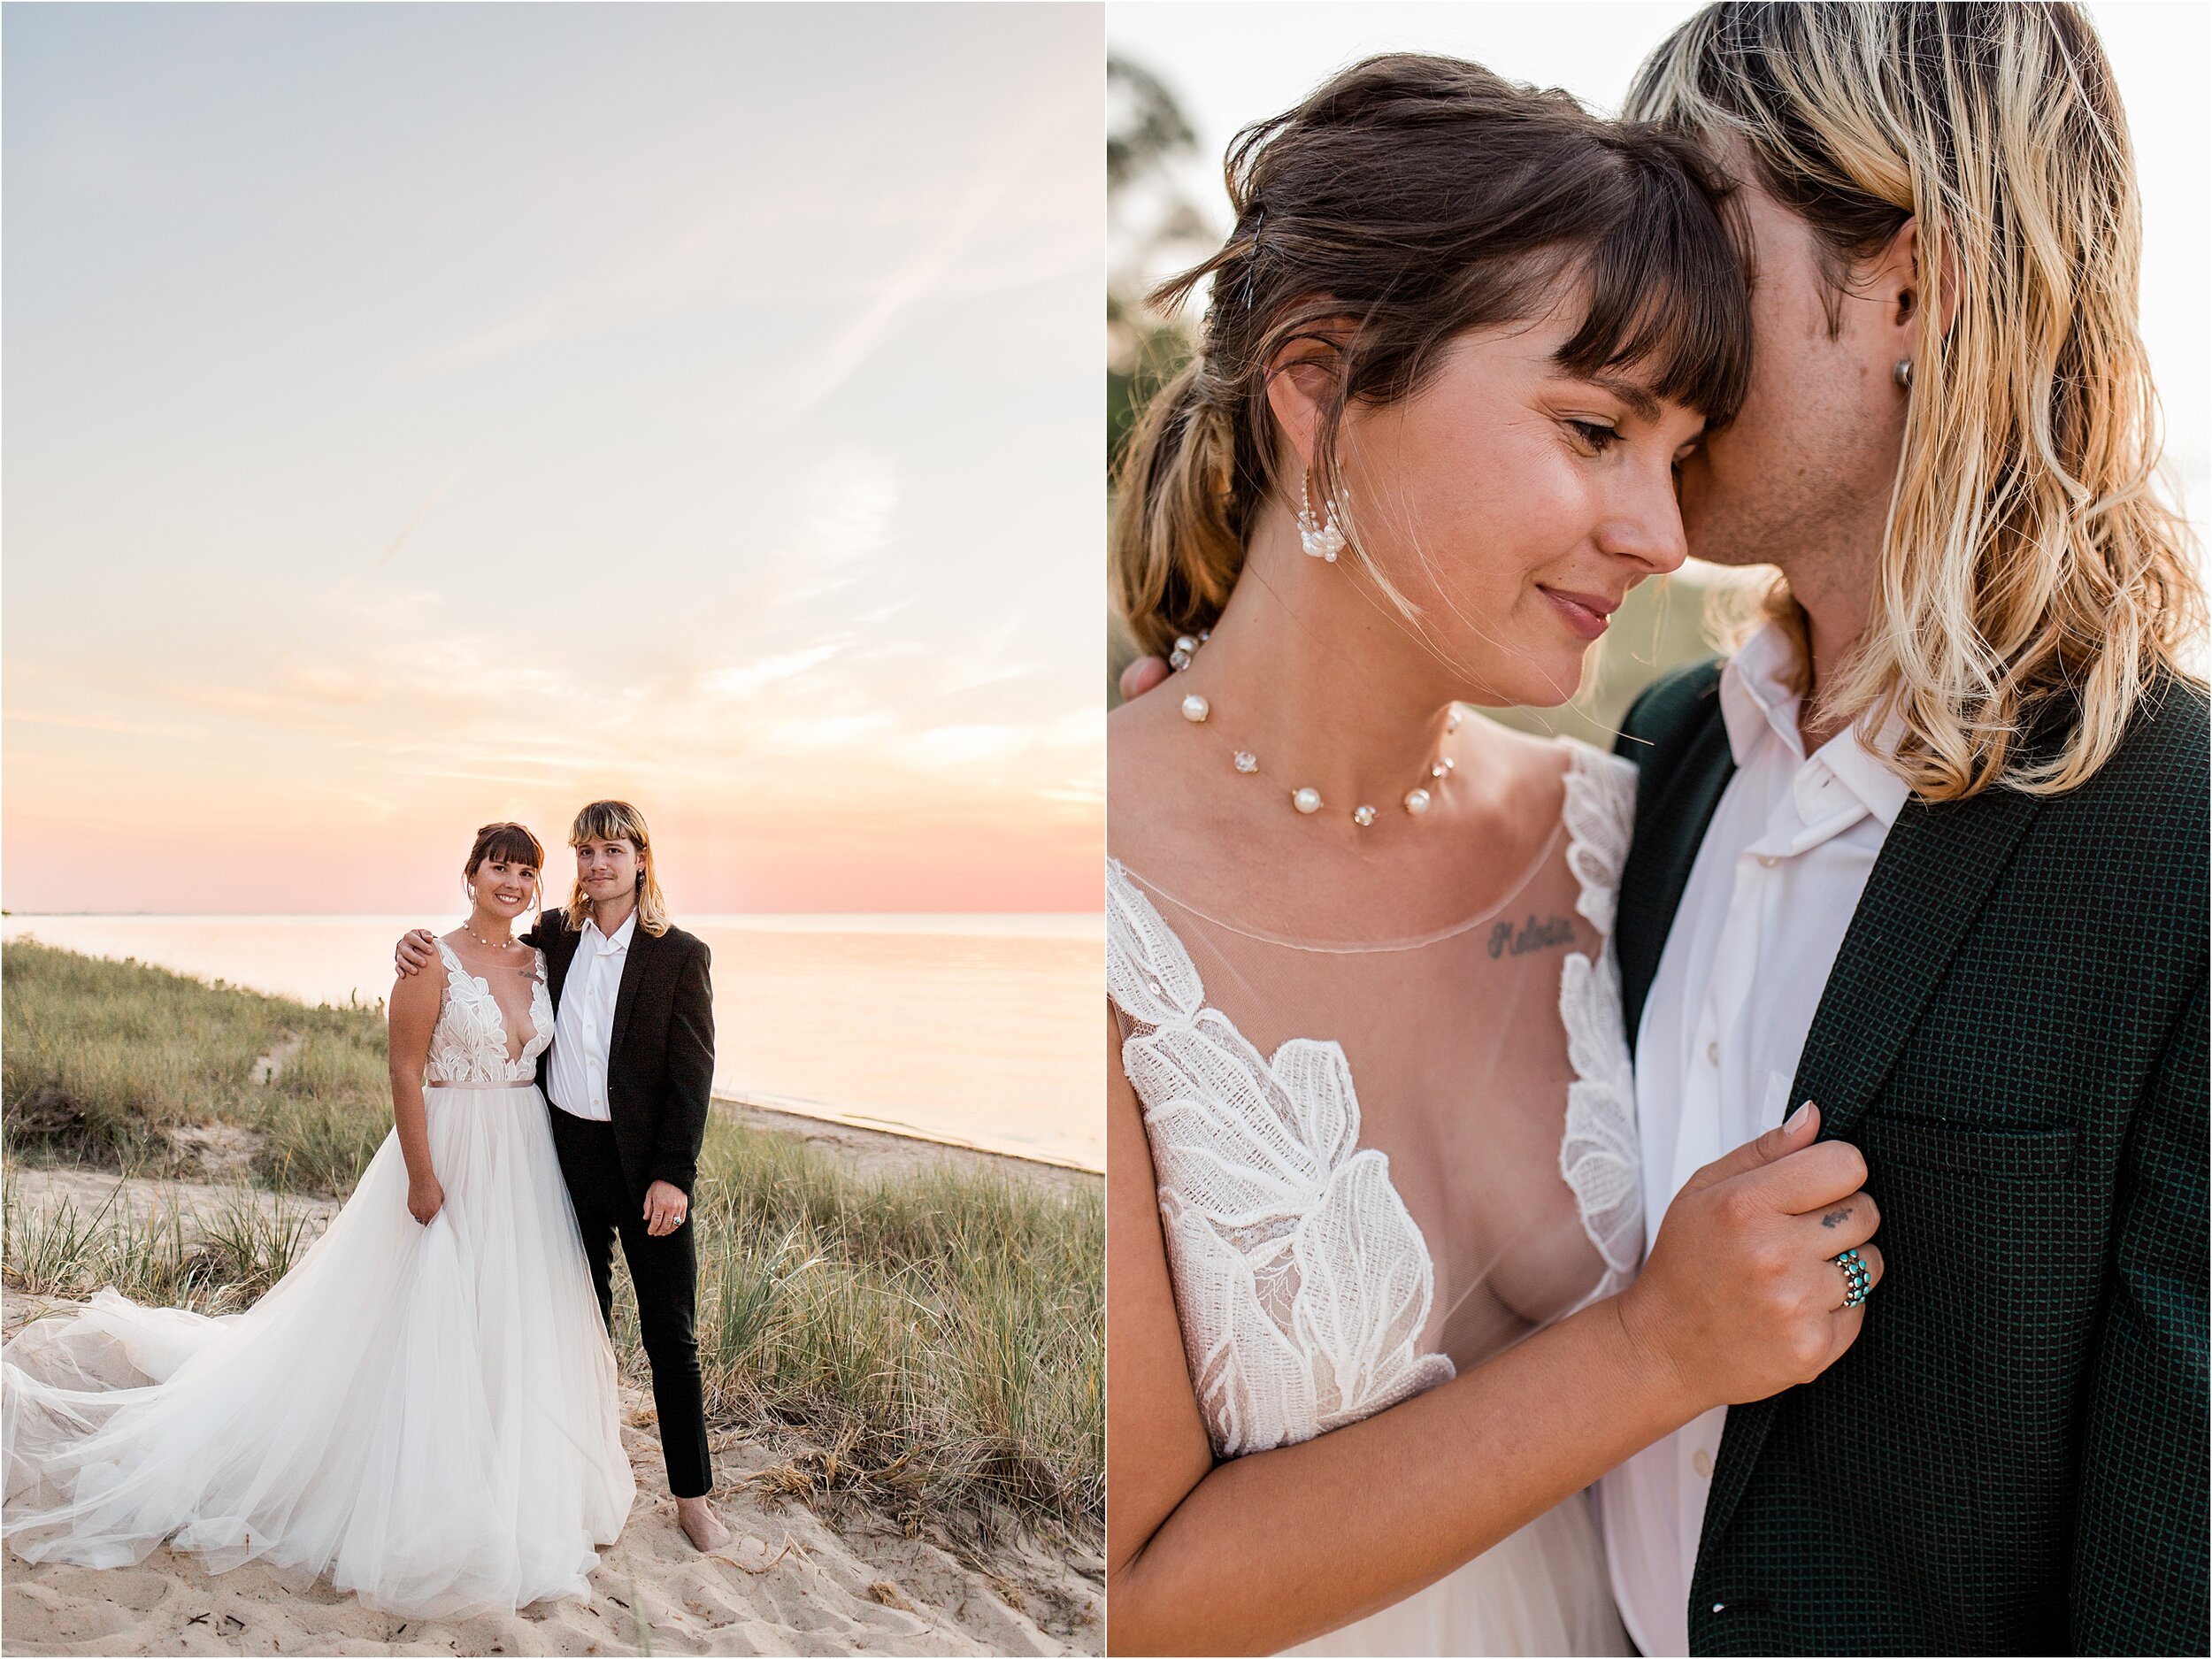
[1118,655,1171,703]
[394,928,440,978]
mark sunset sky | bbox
[4,3,1103,915]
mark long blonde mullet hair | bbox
[1631,2,2204,799]
[565,799,672,937]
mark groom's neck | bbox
[589,892,639,936]
[1777,532,1880,754]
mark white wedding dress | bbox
[1110,737,1640,1656]
[2,941,634,1617]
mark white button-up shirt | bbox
[1601,623,1909,1656]
[546,909,636,1122]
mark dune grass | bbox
[2,941,1102,1540]
[679,1125,1103,1536]
[1,938,391,1191]
[2,1167,324,1316]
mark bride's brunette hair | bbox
[465,822,544,909]
[1114,53,1753,657]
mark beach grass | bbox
[1,938,391,1187]
[1,941,1103,1540]
[2,1168,322,1317]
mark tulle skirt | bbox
[2,1084,634,1617]
[1286,1487,1631,1657]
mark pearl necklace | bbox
[465,921,518,953]
[1168,631,1457,827]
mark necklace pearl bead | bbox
[1173,630,1452,833]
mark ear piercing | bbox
[1893,358,1914,391]
[1296,467,1346,562]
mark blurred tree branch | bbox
[1108,57,1217,696]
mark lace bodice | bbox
[1110,740,1641,1460]
[426,939,555,1086]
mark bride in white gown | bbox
[1106,57,1884,1655]
[3,822,633,1617]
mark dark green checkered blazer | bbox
[1617,661,2208,1657]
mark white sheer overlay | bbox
[2,941,634,1617]
[1111,736,1640,1656]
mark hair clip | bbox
[1242,204,1266,311]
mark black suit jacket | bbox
[523,910,716,1204]
[1616,661,2208,1655]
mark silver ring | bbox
[1835,1248,1872,1309]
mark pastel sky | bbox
[4,3,1103,916]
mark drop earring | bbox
[1296,468,1346,562]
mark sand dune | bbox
[2,1149,1102,1656]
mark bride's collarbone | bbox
[443,930,526,961]
[1113,780,1566,943]
[442,934,539,998]
[1113,701,1566,856]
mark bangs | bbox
[1551,136,1752,423]
[473,823,543,871]
[569,799,646,851]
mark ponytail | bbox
[1111,357,1248,658]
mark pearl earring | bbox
[1296,468,1346,562]
[1893,358,1914,391]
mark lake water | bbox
[0,913,1103,1171]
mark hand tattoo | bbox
[1821,1207,1854,1229]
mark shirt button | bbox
[1757,854,1779,868]
[1694,1449,1714,1477]
[1706,1041,1720,1065]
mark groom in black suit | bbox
[401,799,727,1553]
[1600,6,2207,1654]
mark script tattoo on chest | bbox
[1486,913,1578,959]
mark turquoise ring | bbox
[1835,1248,1872,1309]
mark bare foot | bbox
[676,1494,732,1554]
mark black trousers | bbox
[546,1107,713,1499]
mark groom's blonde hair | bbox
[1631,1,2205,800]
[565,800,672,937]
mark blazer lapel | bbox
[1698,780,2044,1561]
[543,920,580,1013]
[609,923,654,1071]
[1789,785,2042,1142]
[1619,711,1736,1054]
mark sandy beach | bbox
[2,1110,1103,1657]
[709,1097,1100,1194]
